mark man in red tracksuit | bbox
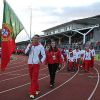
[67,51,76,71]
[25,35,46,99]
[90,46,95,68]
[84,47,92,72]
[73,47,81,70]
[46,40,63,87]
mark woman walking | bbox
[46,40,63,87]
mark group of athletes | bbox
[61,45,95,73]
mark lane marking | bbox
[9,74,22,76]
[35,69,79,100]
[0,67,47,83]
[8,61,27,69]
[9,58,26,65]
[39,74,47,76]
[88,76,98,78]
[79,72,97,76]
[0,59,26,71]
[87,67,100,100]
[0,66,28,76]
[0,74,28,83]
[0,75,49,94]
[0,66,65,94]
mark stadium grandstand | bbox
[42,15,100,49]
[16,15,100,53]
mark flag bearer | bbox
[25,35,46,99]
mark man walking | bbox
[25,34,46,99]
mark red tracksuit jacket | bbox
[46,48,63,64]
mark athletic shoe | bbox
[50,83,54,88]
[36,91,40,95]
[30,95,35,99]
[50,84,53,87]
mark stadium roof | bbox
[74,15,100,25]
[43,15,100,32]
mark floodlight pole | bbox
[30,7,32,40]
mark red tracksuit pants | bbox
[68,61,73,70]
[82,60,85,68]
[76,58,80,69]
[84,60,91,72]
[91,57,94,67]
[28,64,40,95]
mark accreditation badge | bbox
[52,55,56,60]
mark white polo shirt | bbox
[91,49,95,57]
[84,51,91,60]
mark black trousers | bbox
[48,63,59,85]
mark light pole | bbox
[30,7,32,40]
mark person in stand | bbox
[46,40,63,88]
[25,34,46,99]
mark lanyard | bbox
[32,46,35,64]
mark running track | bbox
[0,55,100,100]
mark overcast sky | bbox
[0,0,100,42]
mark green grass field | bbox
[94,54,100,61]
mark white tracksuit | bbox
[25,43,46,64]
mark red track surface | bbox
[0,55,100,100]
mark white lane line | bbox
[78,72,95,76]
[88,76,98,78]
[0,67,47,83]
[7,63,27,69]
[0,66,28,76]
[9,58,26,65]
[9,74,22,76]
[39,74,47,76]
[10,59,26,64]
[0,75,49,94]
[88,67,100,100]
[0,66,65,94]
[35,69,79,100]
[0,59,26,71]
[8,62,27,69]
[0,74,28,83]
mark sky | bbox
[0,0,100,42]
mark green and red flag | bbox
[1,0,24,71]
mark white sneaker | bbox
[36,91,40,95]
[30,95,35,99]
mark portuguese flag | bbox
[1,0,24,71]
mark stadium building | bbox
[42,15,100,50]
[16,15,100,52]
